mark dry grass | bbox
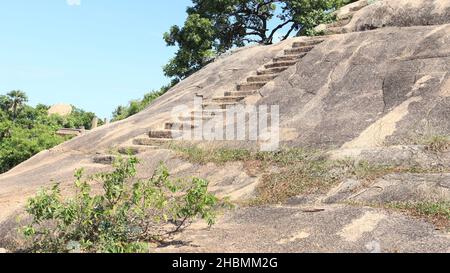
[385,202,450,230]
[348,201,450,231]
[165,143,450,205]
[251,159,336,205]
[424,135,450,153]
[165,143,252,165]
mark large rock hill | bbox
[1,0,449,252]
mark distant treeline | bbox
[0,90,101,173]
[111,83,173,121]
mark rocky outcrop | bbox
[155,205,450,253]
[48,103,73,117]
[324,173,450,205]
[329,145,450,169]
[261,24,450,148]
[350,0,450,31]
[1,0,449,253]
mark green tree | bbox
[23,157,221,253]
[164,0,356,81]
[112,84,171,121]
[0,95,12,113]
[163,13,216,80]
[0,90,103,173]
[48,106,102,130]
[0,122,63,173]
[112,106,126,120]
[5,90,28,120]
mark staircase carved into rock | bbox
[319,1,369,35]
[126,37,326,154]
[94,1,373,162]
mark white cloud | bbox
[67,0,81,6]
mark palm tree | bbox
[7,90,28,120]
[0,95,12,112]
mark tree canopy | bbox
[112,0,357,120]
[163,0,356,81]
[112,84,172,121]
[1,90,28,120]
[0,91,102,174]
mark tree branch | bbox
[266,19,294,44]
[281,23,297,41]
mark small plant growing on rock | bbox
[22,157,219,253]
[425,135,450,153]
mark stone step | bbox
[326,26,348,35]
[202,102,238,110]
[237,82,267,91]
[118,145,158,155]
[178,109,231,122]
[285,45,315,55]
[212,96,246,103]
[165,122,197,130]
[191,110,230,119]
[148,130,183,139]
[265,60,297,69]
[247,74,278,83]
[186,112,230,123]
[178,114,214,122]
[328,17,352,28]
[337,12,354,21]
[93,154,118,165]
[133,138,172,146]
[257,66,290,75]
[292,39,325,48]
[225,90,258,97]
[350,3,368,12]
[273,53,307,62]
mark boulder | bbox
[48,103,73,117]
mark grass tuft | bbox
[424,135,450,153]
[164,143,450,206]
[388,201,450,230]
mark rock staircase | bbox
[93,1,373,163]
[317,0,370,35]
[122,38,326,155]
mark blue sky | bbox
[0,0,192,118]
[0,1,293,119]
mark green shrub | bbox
[23,157,219,253]
[0,90,103,173]
[112,84,172,121]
